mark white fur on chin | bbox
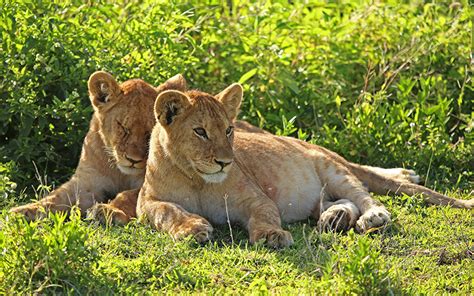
[117,165,144,176]
[200,172,228,183]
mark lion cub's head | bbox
[153,84,243,183]
[88,71,186,175]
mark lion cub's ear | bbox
[215,83,243,121]
[156,74,187,93]
[154,90,191,127]
[88,71,121,108]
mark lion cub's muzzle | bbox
[214,159,232,171]
[194,158,233,184]
[116,153,147,175]
[124,154,146,169]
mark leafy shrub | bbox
[0,162,17,208]
[0,1,200,190]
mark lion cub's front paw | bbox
[87,203,130,226]
[355,207,391,233]
[9,203,47,221]
[173,215,214,243]
[250,228,294,248]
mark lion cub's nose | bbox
[125,154,144,165]
[214,159,233,170]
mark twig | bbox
[223,194,234,244]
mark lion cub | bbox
[138,83,473,248]
[138,84,376,247]
[10,72,186,221]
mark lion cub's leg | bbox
[137,197,214,243]
[245,197,294,248]
[318,199,360,232]
[316,159,391,233]
[9,170,111,220]
[361,165,420,184]
[87,188,138,225]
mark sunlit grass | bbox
[1,194,472,294]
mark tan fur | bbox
[9,72,187,220]
[93,119,426,225]
[296,142,473,208]
[138,84,473,248]
[234,120,270,134]
[87,188,139,225]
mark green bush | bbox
[1,0,472,197]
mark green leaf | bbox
[238,68,258,84]
[335,95,341,108]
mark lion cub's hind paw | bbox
[355,207,391,233]
[400,169,421,184]
[389,168,421,184]
[318,203,359,232]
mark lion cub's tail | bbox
[348,164,473,209]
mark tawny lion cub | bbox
[134,87,343,246]
[10,72,186,222]
[139,84,380,247]
[138,83,473,248]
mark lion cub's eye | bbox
[226,126,234,137]
[193,127,208,139]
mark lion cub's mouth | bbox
[115,155,146,176]
[117,164,145,176]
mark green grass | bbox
[1,0,473,294]
[1,194,472,294]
